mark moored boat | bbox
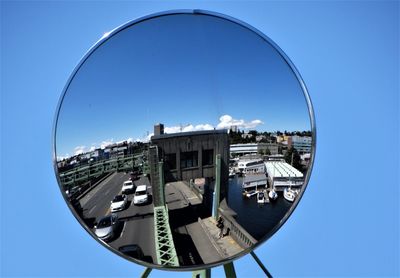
[283,187,298,202]
[257,191,267,203]
[245,190,259,198]
[268,189,278,201]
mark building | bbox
[288,135,312,154]
[265,161,303,191]
[229,125,238,133]
[230,143,280,156]
[151,128,229,192]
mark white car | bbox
[133,185,148,205]
[110,194,128,212]
[122,180,135,193]
[94,214,119,242]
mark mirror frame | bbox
[52,9,317,271]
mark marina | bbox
[227,175,294,240]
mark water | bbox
[227,176,293,241]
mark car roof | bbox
[136,185,146,190]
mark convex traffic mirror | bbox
[54,10,315,271]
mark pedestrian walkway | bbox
[165,181,202,210]
[198,217,244,258]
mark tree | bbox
[284,147,302,170]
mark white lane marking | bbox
[88,205,97,214]
[119,222,127,238]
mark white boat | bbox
[245,190,259,198]
[283,187,298,202]
[257,191,267,203]
[229,168,235,178]
[238,159,266,176]
[268,189,278,201]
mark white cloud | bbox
[164,124,214,134]
[68,114,263,155]
[74,146,86,155]
[57,154,70,161]
[100,139,114,149]
[216,114,263,130]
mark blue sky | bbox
[1,1,399,277]
[55,13,311,157]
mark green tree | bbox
[284,147,302,170]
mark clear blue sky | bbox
[55,13,311,157]
[1,1,399,277]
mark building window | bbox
[164,153,176,170]
[202,149,214,166]
[181,151,198,169]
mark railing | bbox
[154,206,179,266]
[59,154,142,189]
[219,208,257,249]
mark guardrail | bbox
[219,208,257,249]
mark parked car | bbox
[122,180,135,193]
[110,194,128,212]
[94,214,119,242]
[133,185,148,205]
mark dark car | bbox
[118,245,144,260]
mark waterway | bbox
[227,175,294,241]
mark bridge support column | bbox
[213,154,221,220]
[158,161,165,206]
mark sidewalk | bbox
[199,217,244,258]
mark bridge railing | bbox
[58,154,142,189]
[219,208,257,249]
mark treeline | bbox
[228,129,312,144]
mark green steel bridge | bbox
[58,154,149,190]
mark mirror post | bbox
[223,262,237,278]
[192,269,211,278]
[250,251,273,278]
[140,268,152,278]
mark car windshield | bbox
[124,181,132,186]
[97,217,111,228]
[113,195,124,202]
[135,190,146,196]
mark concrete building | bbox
[151,128,229,194]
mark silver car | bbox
[94,214,119,242]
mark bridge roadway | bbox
[79,172,156,264]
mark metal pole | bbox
[250,251,273,278]
[140,268,152,278]
[192,269,211,278]
[223,262,237,278]
[213,154,221,220]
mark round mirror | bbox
[54,10,315,270]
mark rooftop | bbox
[265,161,303,178]
[151,129,228,140]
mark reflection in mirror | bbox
[55,12,314,269]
